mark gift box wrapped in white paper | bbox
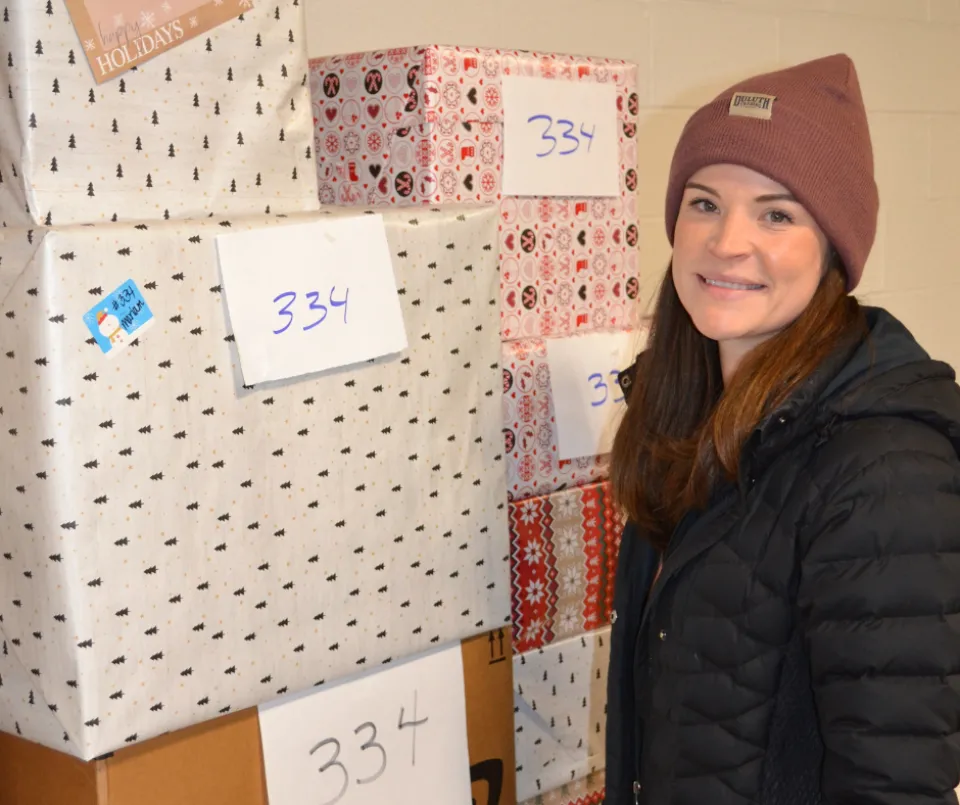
[513,627,610,801]
[0,205,509,760]
[0,0,319,228]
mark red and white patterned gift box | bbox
[309,46,641,341]
[509,482,624,654]
[503,336,615,502]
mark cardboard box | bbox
[0,0,319,227]
[0,207,509,759]
[309,46,642,340]
[0,630,516,805]
[510,482,623,654]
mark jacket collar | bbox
[741,306,960,484]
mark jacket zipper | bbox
[631,485,739,797]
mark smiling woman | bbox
[605,53,960,805]
[672,163,832,381]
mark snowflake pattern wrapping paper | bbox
[0,0,319,228]
[509,482,623,654]
[513,627,611,801]
[309,46,641,340]
[0,206,509,760]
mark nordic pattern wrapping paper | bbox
[519,771,606,805]
[509,482,623,654]
[0,206,509,760]
[0,0,319,228]
[513,627,611,801]
[309,46,641,340]
[504,336,617,502]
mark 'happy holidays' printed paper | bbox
[64,0,248,83]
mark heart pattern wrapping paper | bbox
[513,627,611,801]
[309,46,642,341]
[509,482,623,654]
[0,0,319,228]
[503,332,644,502]
[0,205,510,760]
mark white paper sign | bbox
[501,76,620,198]
[546,330,644,461]
[258,644,473,805]
[216,217,408,386]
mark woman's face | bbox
[671,163,830,375]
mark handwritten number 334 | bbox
[273,287,349,335]
[528,115,596,158]
[589,370,625,407]
[307,695,429,805]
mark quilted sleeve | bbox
[799,419,960,805]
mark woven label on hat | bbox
[729,92,776,120]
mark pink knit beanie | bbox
[664,54,879,291]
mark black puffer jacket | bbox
[606,307,960,805]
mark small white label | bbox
[502,76,620,197]
[546,330,645,461]
[258,644,473,805]
[729,92,776,120]
[216,216,408,386]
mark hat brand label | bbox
[729,92,776,120]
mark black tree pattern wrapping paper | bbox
[0,206,510,760]
[0,0,319,228]
[513,627,610,801]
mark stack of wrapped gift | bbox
[0,4,512,770]
[310,44,645,802]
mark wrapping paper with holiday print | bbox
[509,482,623,654]
[0,206,509,760]
[504,334,642,501]
[0,0,318,228]
[519,771,606,805]
[0,627,71,752]
[513,628,611,801]
[309,46,641,340]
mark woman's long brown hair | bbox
[610,257,865,551]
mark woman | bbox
[606,53,960,804]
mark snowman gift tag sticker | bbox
[83,280,155,358]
